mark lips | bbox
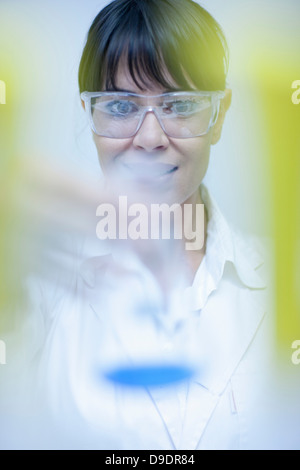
[122,163,178,179]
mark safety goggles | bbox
[80,90,225,139]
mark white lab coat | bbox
[21,185,275,450]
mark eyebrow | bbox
[105,86,184,94]
[105,87,139,93]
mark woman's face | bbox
[89,65,228,205]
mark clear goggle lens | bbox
[82,91,225,139]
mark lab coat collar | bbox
[186,185,266,311]
[201,184,266,287]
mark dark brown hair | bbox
[78,0,228,93]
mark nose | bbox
[132,110,170,152]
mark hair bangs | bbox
[103,6,182,91]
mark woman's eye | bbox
[106,100,139,116]
[163,100,198,115]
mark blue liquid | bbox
[103,364,194,387]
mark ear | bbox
[211,88,232,145]
[81,99,86,110]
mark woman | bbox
[29,0,269,450]
[79,0,231,280]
